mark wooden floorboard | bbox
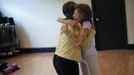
[97,50,134,75]
[0,50,134,75]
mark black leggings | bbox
[53,54,79,75]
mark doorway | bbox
[91,0,128,50]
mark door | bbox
[91,0,128,50]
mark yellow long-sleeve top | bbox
[55,22,96,62]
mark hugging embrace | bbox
[53,1,99,75]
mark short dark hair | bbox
[76,4,93,22]
[62,1,77,19]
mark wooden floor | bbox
[0,50,134,75]
[97,50,134,75]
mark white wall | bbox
[125,0,134,44]
[0,0,91,48]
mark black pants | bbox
[53,54,79,75]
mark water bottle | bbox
[3,63,20,75]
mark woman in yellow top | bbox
[56,4,99,75]
[53,1,80,75]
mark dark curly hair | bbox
[62,1,78,19]
[76,3,93,23]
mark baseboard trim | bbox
[20,47,55,53]
[128,44,134,49]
